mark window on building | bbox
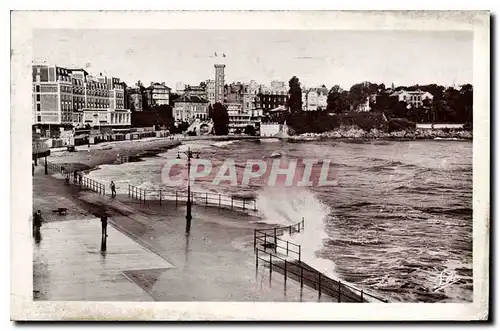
[35,85,40,92]
[37,115,41,122]
[36,94,40,101]
[36,104,41,112]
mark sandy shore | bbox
[46,137,182,170]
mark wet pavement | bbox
[32,168,332,302]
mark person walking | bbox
[110,181,116,198]
[33,210,43,237]
[100,214,108,237]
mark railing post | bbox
[253,229,256,249]
[264,232,267,247]
[302,217,305,230]
[286,241,289,255]
[318,273,322,297]
[175,191,178,207]
[205,192,208,206]
[159,189,162,206]
[143,189,146,204]
[274,228,277,249]
[269,253,272,275]
[284,260,287,282]
[297,223,300,233]
[243,199,245,210]
[128,185,130,198]
[360,290,364,303]
[298,246,301,262]
[289,225,292,235]
[300,266,304,287]
[256,248,259,268]
[218,194,221,207]
[338,281,341,303]
[231,197,233,210]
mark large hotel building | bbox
[32,63,131,128]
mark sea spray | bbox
[255,187,339,279]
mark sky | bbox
[33,29,473,90]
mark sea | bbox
[87,138,473,303]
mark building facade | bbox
[242,80,259,112]
[205,79,216,104]
[255,92,289,111]
[173,95,210,122]
[390,90,434,108]
[32,63,130,127]
[303,87,328,111]
[145,82,171,107]
[184,84,207,99]
[126,85,143,111]
[214,64,225,103]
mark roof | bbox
[174,95,209,104]
[147,83,171,90]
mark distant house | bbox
[145,82,171,108]
[173,95,209,122]
[390,89,433,108]
[303,87,328,111]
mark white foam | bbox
[255,187,339,279]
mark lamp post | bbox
[177,147,200,233]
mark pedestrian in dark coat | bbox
[101,215,108,237]
[33,210,43,236]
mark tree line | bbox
[287,77,473,124]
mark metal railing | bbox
[254,219,305,262]
[255,248,388,303]
[42,160,106,195]
[128,184,257,212]
[252,218,388,303]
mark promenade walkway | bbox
[32,167,331,302]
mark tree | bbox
[326,85,349,114]
[287,76,303,112]
[210,102,229,135]
[244,125,256,136]
[348,81,379,111]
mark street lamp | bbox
[177,147,200,233]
